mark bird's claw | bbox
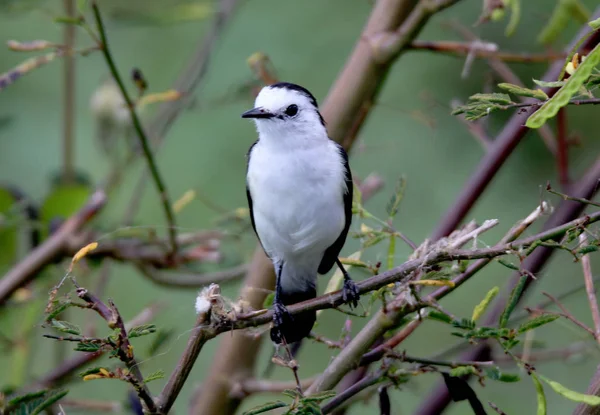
[342,279,360,309]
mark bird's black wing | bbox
[318,143,353,275]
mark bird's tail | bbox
[270,286,317,345]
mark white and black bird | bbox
[242,82,360,345]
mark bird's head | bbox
[242,82,327,143]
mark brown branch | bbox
[0,190,106,305]
[417,156,600,415]
[136,263,247,288]
[408,40,566,63]
[39,303,162,387]
[73,283,157,412]
[557,108,570,188]
[580,233,600,343]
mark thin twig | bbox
[580,234,600,343]
[408,40,565,63]
[90,1,178,259]
[62,0,76,183]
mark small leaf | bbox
[531,373,547,415]
[70,242,98,269]
[533,79,566,88]
[498,83,548,100]
[302,390,337,403]
[450,366,477,377]
[78,367,103,377]
[428,311,454,324]
[590,17,600,30]
[517,314,559,334]
[497,258,519,270]
[263,292,275,308]
[537,0,571,44]
[386,176,407,218]
[527,42,600,129]
[30,389,68,415]
[50,319,81,335]
[74,342,101,352]
[144,369,165,383]
[539,374,600,406]
[472,286,499,322]
[363,233,388,248]
[242,401,288,415]
[470,93,512,104]
[484,367,520,382]
[505,0,521,36]
[147,329,173,357]
[499,275,528,328]
[411,279,455,287]
[128,324,157,338]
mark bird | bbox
[242,82,360,345]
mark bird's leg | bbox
[336,258,360,308]
[272,261,292,334]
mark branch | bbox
[90,1,178,258]
[430,14,600,240]
[62,0,76,183]
[72,283,157,412]
[580,233,600,343]
[0,190,106,305]
[408,40,565,63]
[417,156,600,414]
[39,303,162,387]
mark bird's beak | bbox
[241,107,275,119]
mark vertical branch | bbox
[62,0,76,183]
[90,1,178,258]
[580,234,600,342]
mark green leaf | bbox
[386,175,407,218]
[450,366,477,377]
[452,318,476,330]
[484,367,520,382]
[498,83,548,100]
[242,401,288,415]
[470,93,513,104]
[531,373,547,415]
[532,79,566,88]
[147,328,173,357]
[497,258,519,270]
[301,390,337,403]
[577,245,599,256]
[472,286,499,322]
[8,389,69,415]
[527,42,600,129]
[517,314,559,334]
[427,310,454,324]
[45,302,71,321]
[74,342,101,352]
[263,292,275,308]
[539,374,600,406]
[590,17,600,30]
[128,324,157,338]
[505,0,521,36]
[40,182,91,240]
[362,233,388,248]
[144,369,165,383]
[50,319,81,335]
[78,367,103,377]
[537,0,571,44]
[499,275,528,328]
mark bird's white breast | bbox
[247,140,346,268]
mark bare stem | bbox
[90,1,178,258]
[580,233,600,343]
[62,0,76,183]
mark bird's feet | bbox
[342,278,360,309]
[271,302,293,343]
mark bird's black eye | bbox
[284,104,298,117]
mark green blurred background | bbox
[1,0,600,413]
